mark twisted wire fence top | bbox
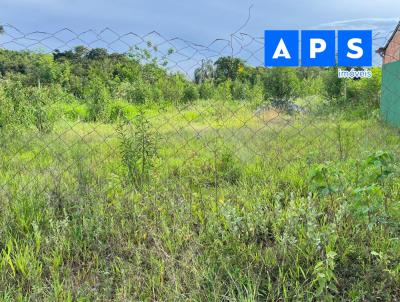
[0,25,264,78]
[1,24,397,70]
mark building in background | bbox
[377,21,400,64]
[379,21,400,128]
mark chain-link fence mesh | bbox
[0,24,400,300]
[0,25,398,193]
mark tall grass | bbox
[0,101,399,301]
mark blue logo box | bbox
[264,30,372,67]
[265,30,299,67]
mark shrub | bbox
[3,81,31,125]
[198,80,215,99]
[29,87,56,133]
[323,67,345,101]
[215,79,232,101]
[84,75,110,122]
[249,80,265,106]
[347,67,382,108]
[182,84,199,103]
[117,110,158,189]
[117,81,151,104]
[217,149,242,184]
[107,101,127,122]
[57,102,88,121]
[148,85,163,103]
[299,75,324,97]
[231,79,251,101]
[105,100,138,123]
[0,83,14,129]
[264,67,300,106]
[158,74,185,103]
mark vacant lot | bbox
[0,99,399,301]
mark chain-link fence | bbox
[0,24,400,300]
[0,25,398,194]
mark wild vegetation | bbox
[0,45,399,301]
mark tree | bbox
[86,48,108,61]
[74,46,89,59]
[53,49,75,61]
[194,59,214,84]
[0,25,4,34]
[214,57,244,83]
[264,67,300,106]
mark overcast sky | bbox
[0,0,398,68]
[1,0,398,40]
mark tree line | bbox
[0,45,381,130]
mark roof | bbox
[377,21,400,56]
[383,21,400,50]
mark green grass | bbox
[0,100,400,301]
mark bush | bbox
[0,81,57,131]
[104,100,138,123]
[249,80,265,106]
[299,75,324,97]
[347,67,381,108]
[29,87,56,133]
[264,67,300,106]
[198,80,215,99]
[84,75,110,122]
[0,83,14,128]
[148,85,163,103]
[158,74,185,103]
[182,84,199,103]
[215,79,232,101]
[117,110,158,189]
[56,102,88,121]
[231,80,251,101]
[107,101,128,122]
[117,81,150,104]
[323,67,345,101]
[217,149,241,184]
[2,81,31,125]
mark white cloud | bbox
[317,18,398,28]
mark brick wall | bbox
[384,29,400,64]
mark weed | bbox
[117,110,158,189]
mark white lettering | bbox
[347,38,363,59]
[273,38,291,59]
[310,38,327,59]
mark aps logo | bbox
[264,30,372,67]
